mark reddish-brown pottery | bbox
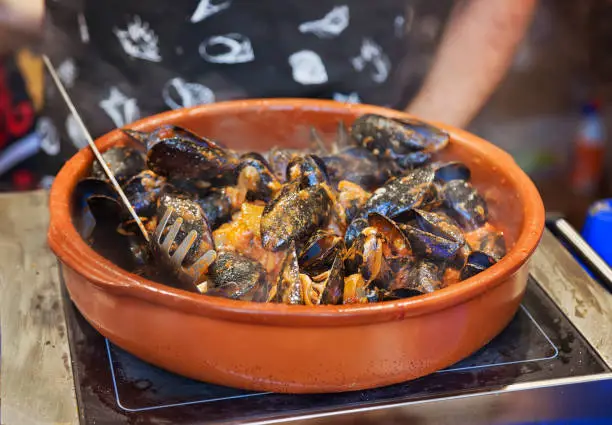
[48,99,545,393]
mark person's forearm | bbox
[0,0,43,56]
[406,0,537,128]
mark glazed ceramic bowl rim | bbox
[48,99,545,327]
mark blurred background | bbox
[0,0,610,231]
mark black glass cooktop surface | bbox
[61,276,607,425]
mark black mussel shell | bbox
[387,260,442,299]
[351,114,426,159]
[351,114,449,160]
[236,153,281,203]
[167,177,213,198]
[401,223,463,261]
[399,118,449,152]
[73,178,146,271]
[367,212,410,256]
[343,228,386,284]
[441,180,488,230]
[344,217,369,249]
[261,182,332,252]
[143,125,238,181]
[91,146,145,185]
[431,161,471,183]
[73,178,123,234]
[360,166,437,222]
[460,251,497,280]
[196,189,233,230]
[206,251,269,302]
[319,253,346,305]
[267,147,297,182]
[397,151,431,169]
[286,154,330,188]
[122,170,166,220]
[322,147,387,191]
[298,230,344,275]
[413,209,466,247]
[274,243,304,304]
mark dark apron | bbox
[17,0,454,184]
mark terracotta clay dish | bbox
[48,99,545,393]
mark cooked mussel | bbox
[351,114,449,164]
[122,170,166,220]
[272,243,305,304]
[236,152,282,204]
[125,125,239,182]
[298,230,344,275]
[260,181,332,252]
[205,251,269,302]
[91,146,145,185]
[344,166,437,246]
[460,251,497,280]
[386,260,442,299]
[440,180,488,230]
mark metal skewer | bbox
[42,54,150,242]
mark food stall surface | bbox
[1,191,612,425]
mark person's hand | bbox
[0,0,44,56]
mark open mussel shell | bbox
[267,147,298,182]
[431,161,471,183]
[460,251,497,280]
[440,180,488,230]
[298,230,344,276]
[273,243,304,304]
[73,177,148,271]
[206,251,269,302]
[344,227,386,285]
[386,260,442,300]
[122,170,166,219]
[91,146,145,185]
[319,253,346,305]
[73,177,123,236]
[236,152,281,203]
[367,212,411,256]
[286,154,330,188]
[401,223,463,261]
[124,125,221,151]
[413,209,466,247]
[344,217,369,248]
